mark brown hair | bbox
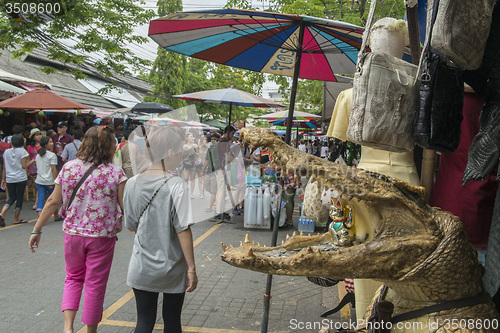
[77,126,115,164]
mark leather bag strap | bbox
[67,164,98,210]
[357,0,379,63]
[391,292,491,323]
[417,0,439,78]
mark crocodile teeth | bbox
[247,248,254,257]
[244,234,250,244]
[222,243,228,251]
[292,231,297,237]
[315,249,321,254]
[300,231,304,236]
[286,234,290,240]
[306,246,313,253]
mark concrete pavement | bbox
[0,191,352,333]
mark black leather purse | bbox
[413,0,464,153]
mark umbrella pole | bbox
[261,19,305,333]
[227,103,233,127]
[284,21,305,146]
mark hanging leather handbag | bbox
[431,0,495,70]
[413,0,464,153]
[348,0,418,153]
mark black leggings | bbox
[5,180,27,210]
[132,288,185,333]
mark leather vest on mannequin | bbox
[327,18,421,321]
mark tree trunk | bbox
[359,0,367,18]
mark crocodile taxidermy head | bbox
[221,128,499,330]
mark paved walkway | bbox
[0,191,352,332]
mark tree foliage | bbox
[0,0,156,79]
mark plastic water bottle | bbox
[256,187,263,225]
[244,187,250,223]
[307,220,315,233]
[263,186,271,220]
[298,218,315,233]
[247,187,257,225]
[298,216,306,233]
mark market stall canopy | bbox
[174,87,285,108]
[0,79,26,94]
[271,119,320,128]
[139,117,218,130]
[0,87,91,110]
[258,110,321,121]
[0,68,51,89]
[202,119,226,129]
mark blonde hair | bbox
[144,126,185,163]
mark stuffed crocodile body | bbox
[221,127,499,333]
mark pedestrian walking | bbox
[202,133,220,212]
[2,124,23,144]
[182,132,200,199]
[61,129,83,162]
[27,128,43,210]
[0,134,32,226]
[123,125,197,333]
[114,128,137,178]
[53,121,73,171]
[213,126,236,220]
[29,126,127,333]
[34,136,57,217]
[196,134,209,199]
[321,141,329,159]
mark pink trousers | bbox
[61,233,116,325]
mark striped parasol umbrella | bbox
[149,8,364,144]
[265,116,321,147]
[173,86,285,126]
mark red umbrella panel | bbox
[0,88,91,110]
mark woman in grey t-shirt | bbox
[124,126,197,333]
[0,134,32,226]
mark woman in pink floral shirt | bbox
[29,126,127,333]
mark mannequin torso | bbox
[326,18,420,320]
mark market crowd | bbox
[0,116,338,333]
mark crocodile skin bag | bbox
[431,0,495,70]
[413,0,464,153]
[347,0,418,152]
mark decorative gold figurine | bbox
[328,198,355,246]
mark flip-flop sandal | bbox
[0,216,5,228]
[13,219,28,225]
